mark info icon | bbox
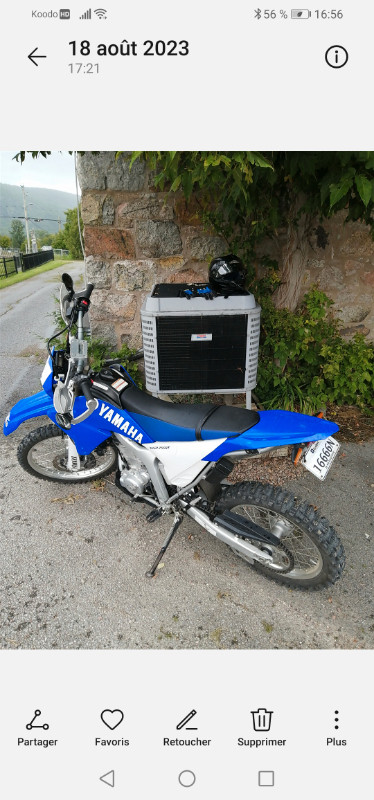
[325,45,348,69]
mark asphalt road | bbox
[0,261,84,412]
[0,267,373,651]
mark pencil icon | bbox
[176,709,197,730]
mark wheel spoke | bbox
[26,434,116,481]
[231,503,323,579]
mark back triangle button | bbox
[100,770,115,787]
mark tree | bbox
[52,229,68,250]
[9,219,26,250]
[35,229,55,248]
[62,207,83,258]
[0,235,11,248]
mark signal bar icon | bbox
[80,8,91,18]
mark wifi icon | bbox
[94,7,107,17]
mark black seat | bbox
[120,385,259,441]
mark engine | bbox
[118,453,150,496]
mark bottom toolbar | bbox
[1,649,371,798]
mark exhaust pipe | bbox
[185,506,272,564]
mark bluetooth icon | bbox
[254,8,262,18]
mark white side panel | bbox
[40,357,52,387]
[144,439,226,487]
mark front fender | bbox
[3,390,56,435]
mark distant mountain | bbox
[0,183,78,236]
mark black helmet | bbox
[208,254,246,294]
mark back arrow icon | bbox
[100,770,115,788]
[28,47,47,66]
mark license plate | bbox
[301,437,340,481]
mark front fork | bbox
[66,437,81,471]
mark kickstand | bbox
[145,513,183,578]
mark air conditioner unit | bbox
[141,284,261,408]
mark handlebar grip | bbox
[80,379,94,403]
[129,348,144,362]
[80,283,94,300]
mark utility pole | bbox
[20,185,31,253]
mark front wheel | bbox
[17,424,117,483]
[215,482,345,589]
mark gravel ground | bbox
[230,449,300,485]
[1,382,373,651]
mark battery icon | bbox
[291,9,311,18]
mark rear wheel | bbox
[17,424,117,483]
[216,481,345,589]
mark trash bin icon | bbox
[251,708,273,732]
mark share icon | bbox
[26,709,49,731]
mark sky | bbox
[0,151,77,195]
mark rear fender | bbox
[204,409,339,460]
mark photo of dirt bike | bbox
[3,272,345,590]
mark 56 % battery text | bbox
[254,9,288,17]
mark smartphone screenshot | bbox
[0,1,373,797]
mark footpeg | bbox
[146,508,163,523]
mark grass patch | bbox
[262,620,274,634]
[0,259,83,289]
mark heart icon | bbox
[100,709,124,730]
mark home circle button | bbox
[178,770,196,787]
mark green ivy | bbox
[88,338,143,386]
[257,287,374,412]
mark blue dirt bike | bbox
[3,274,345,589]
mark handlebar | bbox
[70,376,98,425]
[53,277,98,428]
[102,349,144,367]
[77,376,94,403]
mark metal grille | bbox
[141,285,261,401]
[156,315,248,391]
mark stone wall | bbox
[256,213,374,340]
[78,152,374,346]
[78,152,226,347]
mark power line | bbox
[0,215,62,223]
